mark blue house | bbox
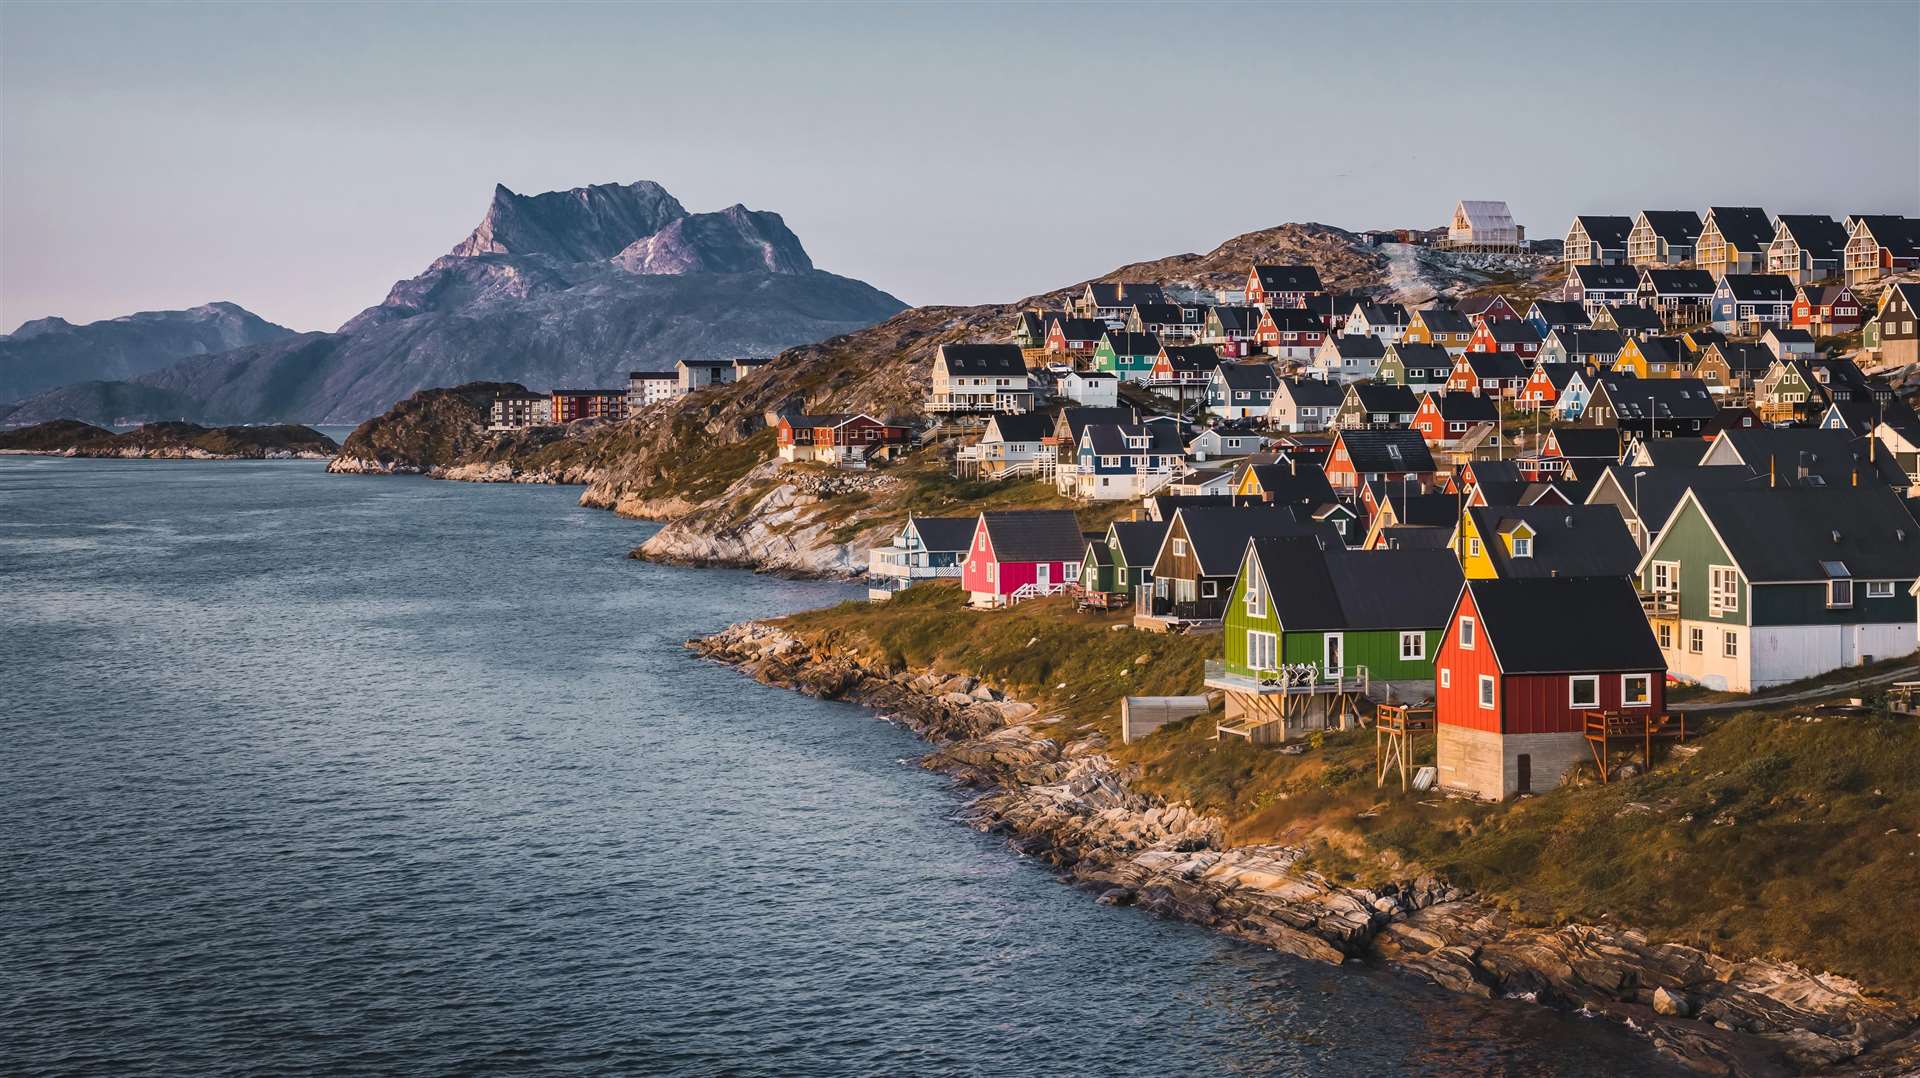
[1553,368,1598,421]
[1207,362,1281,420]
[1710,274,1796,335]
[1069,420,1187,500]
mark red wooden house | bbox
[1458,295,1521,328]
[1254,307,1327,360]
[1323,427,1437,492]
[1435,578,1667,801]
[1246,264,1324,309]
[960,509,1085,608]
[1411,390,1497,445]
[1445,351,1529,398]
[1468,318,1544,360]
[1791,284,1864,336]
[776,412,910,464]
[1046,317,1105,357]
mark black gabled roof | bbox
[1248,536,1464,632]
[1773,215,1849,258]
[1635,336,1685,366]
[1083,538,1113,567]
[1548,427,1623,460]
[1552,328,1626,355]
[1378,525,1454,550]
[1485,320,1544,345]
[1084,421,1185,456]
[1704,206,1775,250]
[1594,462,1761,530]
[1251,264,1325,293]
[1262,306,1327,331]
[1413,308,1473,334]
[1356,302,1412,326]
[1464,351,1529,379]
[1683,486,1920,583]
[907,515,978,553]
[1854,216,1920,258]
[1209,305,1260,333]
[1245,461,1337,506]
[1131,303,1189,325]
[1528,300,1590,327]
[1573,215,1634,248]
[1468,577,1665,675]
[985,412,1054,443]
[1640,268,1717,295]
[1719,274,1796,302]
[1329,335,1388,359]
[1336,427,1436,472]
[1470,504,1640,580]
[1388,341,1455,367]
[1385,491,1461,528]
[1575,264,1640,290]
[1430,391,1499,421]
[1216,361,1280,391]
[1639,210,1704,244]
[1596,375,1718,420]
[1275,377,1347,407]
[1349,383,1419,413]
[1059,406,1137,442]
[1706,342,1775,372]
[978,509,1085,563]
[1711,426,1903,488]
[1053,316,1109,340]
[1108,518,1170,567]
[1605,306,1665,332]
[938,343,1027,375]
[1100,330,1162,355]
[1167,505,1334,577]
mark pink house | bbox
[961,509,1085,608]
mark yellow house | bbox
[1611,336,1684,379]
[1450,511,1532,578]
[1404,309,1475,355]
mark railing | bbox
[926,393,1034,414]
[1640,591,1680,617]
[1009,581,1069,603]
[868,548,962,579]
[1205,659,1373,696]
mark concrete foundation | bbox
[1436,724,1589,801]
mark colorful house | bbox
[1267,377,1346,432]
[1091,331,1163,382]
[1873,283,1920,367]
[1637,268,1717,329]
[1537,327,1625,369]
[1208,361,1281,420]
[1435,577,1667,800]
[1045,317,1107,357]
[1765,215,1848,285]
[1638,486,1920,691]
[961,509,1086,608]
[1404,308,1475,355]
[1626,210,1703,266]
[1377,342,1455,390]
[1140,506,1336,623]
[775,412,910,465]
[1070,421,1186,500]
[1709,274,1796,335]
[1567,264,1641,314]
[1842,215,1920,287]
[1611,335,1686,379]
[1255,306,1330,361]
[1454,504,1639,580]
[1212,536,1465,739]
[1446,350,1529,398]
[1574,375,1718,437]
[1695,206,1773,277]
[1332,383,1418,430]
[1563,215,1633,266]
[1524,300,1591,337]
[1791,284,1863,336]
[1077,518,1168,607]
[1325,427,1437,492]
[1246,264,1324,309]
[1235,459,1338,508]
[1311,334,1387,384]
[1343,302,1412,344]
[1412,390,1498,446]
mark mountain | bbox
[1,181,905,426]
[0,302,298,405]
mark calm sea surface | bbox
[0,458,1680,1076]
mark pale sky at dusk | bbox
[3,1,1917,333]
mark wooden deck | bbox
[1582,709,1687,782]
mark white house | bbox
[1267,377,1346,432]
[929,344,1035,414]
[1061,370,1119,408]
[1311,334,1387,384]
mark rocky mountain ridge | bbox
[0,418,337,459]
[2,180,905,425]
[0,301,298,405]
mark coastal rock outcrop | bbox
[0,419,336,460]
[690,620,1920,1077]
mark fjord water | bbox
[0,458,1678,1076]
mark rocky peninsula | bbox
[0,419,337,460]
[691,618,1920,1078]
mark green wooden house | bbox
[1638,485,1920,693]
[1092,331,1162,383]
[1078,518,1167,606]
[1220,534,1464,696]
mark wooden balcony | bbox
[1583,709,1687,782]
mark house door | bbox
[1516,754,1532,795]
[1035,563,1051,593]
[1324,634,1342,679]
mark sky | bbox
[3,1,1917,334]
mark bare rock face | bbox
[4,180,905,426]
[448,181,688,262]
[0,301,298,406]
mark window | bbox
[1172,539,1187,557]
[1440,668,1451,688]
[1400,631,1425,661]
[1246,630,1278,672]
[1866,580,1896,599]
[1622,673,1652,707]
[1657,622,1673,649]
[1245,573,1265,618]
[1688,626,1704,654]
[1458,616,1476,649]
[1722,630,1739,658]
[1708,565,1738,615]
[1651,561,1678,593]
[1478,675,1496,710]
[1467,537,1482,558]
[1569,675,1600,709]
[1829,578,1853,608]
[1512,535,1533,558]
[1201,580,1217,599]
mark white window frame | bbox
[1569,675,1600,709]
[1440,668,1451,688]
[1246,630,1278,672]
[1245,572,1265,618]
[1512,535,1533,558]
[1399,631,1425,661]
[1467,537,1482,558]
[1688,626,1704,653]
[1458,616,1476,650]
[1477,674,1496,710]
[1708,565,1738,615]
[1201,579,1218,599]
[1722,630,1739,658]
[1171,538,1188,557]
[1657,622,1673,649]
[1865,580,1896,599]
[1651,560,1678,593]
[1621,673,1652,708]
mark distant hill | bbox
[0,301,297,405]
[1,180,906,426]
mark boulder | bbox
[1653,986,1693,1017]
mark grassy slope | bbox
[777,584,1920,996]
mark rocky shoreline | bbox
[691,620,1920,1077]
